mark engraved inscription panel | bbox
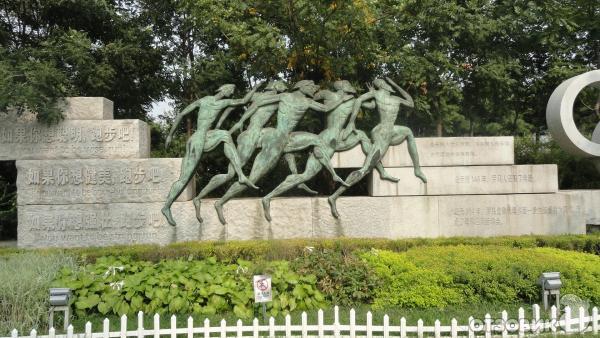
[0,120,150,160]
[17,159,192,204]
[369,164,558,196]
[18,203,175,248]
[332,136,514,168]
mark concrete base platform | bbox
[18,192,586,248]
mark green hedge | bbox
[2,234,599,262]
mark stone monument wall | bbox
[5,97,594,248]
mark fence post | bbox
[187,317,194,338]
[120,315,128,338]
[578,306,586,333]
[532,304,541,334]
[221,319,227,338]
[550,305,558,334]
[400,317,406,338]
[417,319,424,338]
[467,316,475,338]
[366,311,373,338]
[253,318,259,338]
[383,314,389,338]
[236,319,243,338]
[450,318,458,338]
[104,318,110,338]
[153,314,160,338]
[49,327,55,338]
[333,306,340,338]
[484,313,492,338]
[10,329,17,338]
[269,316,275,338]
[204,318,210,338]
[85,322,92,338]
[301,312,307,338]
[171,315,177,338]
[518,307,525,337]
[67,325,73,338]
[30,329,37,338]
[318,309,324,338]
[592,307,598,335]
[434,320,441,338]
[564,306,572,334]
[349,309,356,338]
[285,314,291,338]
[137,312,144,338]
[501,310,508,338]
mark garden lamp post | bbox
[538,272,562,310]
[49,288,71,331]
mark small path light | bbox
[49,288,71,331]
[538,272,562,310]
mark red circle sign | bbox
[256,279,269,291]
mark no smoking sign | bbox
[253,275,272,303]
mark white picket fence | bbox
[5,304,600,338]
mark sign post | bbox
[253,275,272,323]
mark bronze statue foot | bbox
[380,172,400,183]
[261,197,272,222]
[161,206,177,226]
[333,174,351,187]
[214,201,227,225]
[238,176,259,190]
[327,196,340,218]
[298,183,318,195]
[414,168,428,183]
[192,198,203,223]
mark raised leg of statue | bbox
[262,155,323,221]
[391,126,427,183]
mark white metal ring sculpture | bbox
[546,69,600,173]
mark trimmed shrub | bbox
[292,249,381,306]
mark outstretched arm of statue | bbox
[309,93,353,113]
[229,102,259,133]
[215,106,235,129]
[166,99,201,149]
[228,81,264,106]
[386,77,414,108]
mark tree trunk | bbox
[436,118,443,137]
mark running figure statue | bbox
[328,77,428,218]
[161,82,262,226]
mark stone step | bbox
[18,192,585,248]
[368,164,558,196]
[331,136,514,168]
[16,158,193,205]
[0,119,150,160]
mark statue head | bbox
[373,78,394,92]
[333,80,357,94]
[293,80,319,97]
[217,84,236,97]
[265,80,287,93]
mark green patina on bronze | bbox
[163,78,427,225]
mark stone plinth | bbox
[369,164,558,196]
[16,158,192,205]
[562,190,600,225]
[59,97,114,120]
[0,97,114,122]
[18,193,585,248]
[331,136,514,168]
[0,120,150,160]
